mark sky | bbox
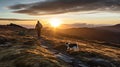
[0,0,120,25]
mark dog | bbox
[65,42,79,51]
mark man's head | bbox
[37,21,40,24]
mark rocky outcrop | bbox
[87,58,114,67]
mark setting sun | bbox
[49,18,62,27]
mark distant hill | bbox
[60,23,108,28]
[58,24,120,45]
[0,23,26,30]
[96,24,120,33]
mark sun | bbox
[49,18,62,28]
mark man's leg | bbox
[37,30,40,38]
[39,30,41,37]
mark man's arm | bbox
[35,24,37,30]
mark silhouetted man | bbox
[35,21,43,38]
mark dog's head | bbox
[65,42,70,46]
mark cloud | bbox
[8,4,28,9]
[8,0,120,15]
[0,18,34,21]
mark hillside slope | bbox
[0,24,69,67]
[96,24,120,33]
[57,26,120,44]
[0,24,120,67]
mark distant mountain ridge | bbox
[58,24,120,45]
[96,24,120,33]
[60,23,109,28]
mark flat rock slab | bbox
[55,53,73,63]
[87,58,114,67]
[0,42,12,47]
[40,45,48,49]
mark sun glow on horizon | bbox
[49,18,62,28]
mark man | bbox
[35,21,43,38]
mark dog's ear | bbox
[65,42,68,44]
[65,42,68,47]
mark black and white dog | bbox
[65,42,79,51]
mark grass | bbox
[0,28,69,67]
[0,40,68,67]
[42,35,120,67]
[0,25,120,67]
